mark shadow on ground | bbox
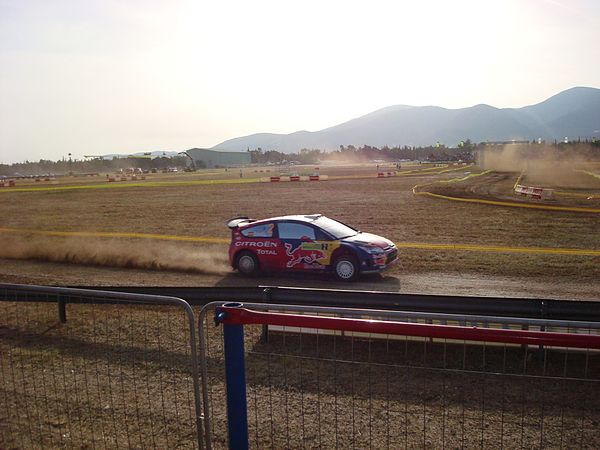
[213,270,402,292]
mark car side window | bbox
[315,228,333,241]
[240,223,274,238]
[277,222,316,240]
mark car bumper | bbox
[359,249,398,274]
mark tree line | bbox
[2,139,598,176]
[0,156,190,177]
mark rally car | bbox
[227,214,398,281]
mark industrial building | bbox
[184,148,251,168]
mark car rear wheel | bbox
[236,251,259,276]
[333,255,358,281]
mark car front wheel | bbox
[333,255,358,281]
[236,251,259,276]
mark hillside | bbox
[212,87,600,153]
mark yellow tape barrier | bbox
[0,227,598,256]
[513,171,524,190]
[413,171,600,214]
[1,165,465,193]
[395,242,600,256]
[0,178,261,193]
[576,169,600,180]
[412,170,494,193]
[437,164,474,174]
[0,227,230,244]
[415,190,600,213]
[327,165,455,181]
[555,191,598,199]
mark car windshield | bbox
[314,217,358,239]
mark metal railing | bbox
[65,285,600,321]
[200,302,600,449]
[3,283,600,449]
[0,285,204,449]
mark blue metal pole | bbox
[217,304,249,450]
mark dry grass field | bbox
[1,162,599,297]
[2,162,600,448]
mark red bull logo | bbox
[284,242,327,268]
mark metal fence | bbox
[199,302,600,449]
[3,284,600,449]
[0,285,203,449]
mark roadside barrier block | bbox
[515,184,554,200]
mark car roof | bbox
[244,214,324,227]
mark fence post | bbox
[215,303,249,450]
[261,287,272,343]
[58,296,67,323]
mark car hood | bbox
[341,232,395,249]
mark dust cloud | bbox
[480,144,600,188]
[0,235,231,275]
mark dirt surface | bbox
[1,258,600,301]
[429,170,600,208]
[1,163,599,298]
[2,163,600,448]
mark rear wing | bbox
[226,216,256,229]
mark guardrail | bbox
[201,301,600,449]
[3,283,600,449]
[51,285,600,322]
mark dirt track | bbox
[429,171,600,208]
[2,258,599,301]
[1,164,599,299]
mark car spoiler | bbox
[226,216,256,229]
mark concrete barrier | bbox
[514,184,554,200]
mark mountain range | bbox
[212,87,600,153]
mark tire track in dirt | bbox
[413,172,600,213]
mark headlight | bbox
[358,245,385,255]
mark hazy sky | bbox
[1,0,599,163]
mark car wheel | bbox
[236,251,259,276]
[333,255,358,281]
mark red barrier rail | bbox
[217,306,600,349]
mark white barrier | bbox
[514,184,554,200]
[261,175,329,183]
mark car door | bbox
[236,222,282,269]
[277,222,332,271]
